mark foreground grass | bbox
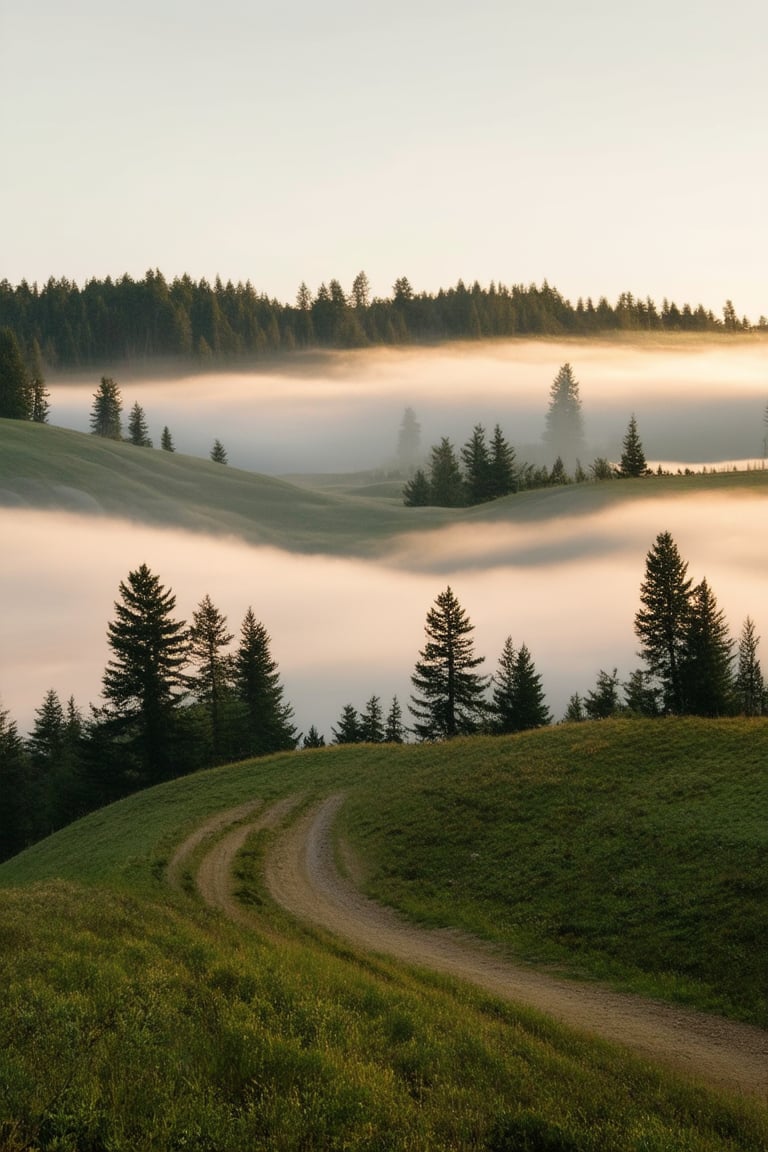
[2,722,768,1148]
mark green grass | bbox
[2,723,768,1148]
[3,418,768,558]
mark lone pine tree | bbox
[734,616,765,716]
[410,586,488,740]
[634,531,693,714]
[90,377,123,439]
[127,402,153,447]
[619,414,648,477]
[543,362,585,468]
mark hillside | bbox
[1,722,767,1150]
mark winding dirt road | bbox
[175,792,768,1103]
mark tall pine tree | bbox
[634,531,693,714]
[233,609,297,756]
[680,579,733,716]
[90,377,123,439]
[618,414,648,477]
[734,616,765,716]
[189,594,235,763]
[410,586,488,740]
[491,637,550,733]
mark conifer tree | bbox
[302,724,326,748]
[332,704,361,744]
[397,407,421,475]
[90,377,123,439]
[488,424,517,498]
[410,586,488,740]
[563,693,585,722]
[102,564,189,783]
[619,414,648,477]
[29,341,50,424]
[623,669,660,716]
[232,609,297,756]
[681,579,733,716]
[734,616,765,716]
[583,669,621,719]
[189,594,235,762]
[210,438,228,464]
[127,402,153,447]
[543,362,585,467]
[0,327,32,419]
[359,695,385,742]
[461,424,492,503]
[0,705,30,861]
[161,426,175,451]
[634,531,693,713]
[403,468,431,506]
[549,456,569,485]
[384,695,407,743]
[428,437,464,507]
[491,637,550,733]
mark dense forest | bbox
[0,271,763,369]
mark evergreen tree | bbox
[634,531,693,713]
[189,594,235,763]
[90,377,123,439]
[623,669,660,716]
[0,705,31,861]
[232,609,297,756]
[210,438,228,464]
[563,693,585,722]
[549,456,570,485]
[488,424,517,498]
[102,564,189,784]
[161,425,175,451]
[332,704,361,744]
[410,586,488,740]
[681,579,733,716]
[29,341,50,424]
[583,668,621,719]
[384,695,407,743]
[0,327,32,419]
[461,424,492,503]
[428,437,464,506]
[359,695,385,743]
[734,616,765,716]
[351,270,371,309]
[619,414,648,477]
[127,401,153,447]
[543,363,585,468]
[491,637,550,733]
[403,468,431,506]
[396,406,421,476]
[302,724,326,748]
[26,688,84,837]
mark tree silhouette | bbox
[210,439,228,464]
[161,426,175,451]
[189,594,234,763]
[127,402,153,447]
[634,532,693,714]
[332,704,361,744]
[681,579,733,716]
[543,363,585,467]
[619,414,648,477]
[410,586,488,740]
[735,617,765,716]
[232,609,297,756]
[0,327,31,419]
[90,377,123,439]
[491,637,550,733]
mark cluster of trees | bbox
[328,696,408,745]
[404,424,518,506]
[0,327,50,421]
[0,272,760,370]
[89,375,228,462]
[0,566,297,861]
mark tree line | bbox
[0,270,761,370]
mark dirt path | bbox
[264,793,768,1103]
[166,799,263,892]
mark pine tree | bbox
[127,402,153,447]
[461,424,492,503]
[549,456,570,485]
[583,669,621,719]
[488,424,517,498]
[491,637,550,733]
[563,693,585,722]
[410,586,488,740]
[543,363,585,468]
[0,705,31,861]
[634,531,693,713]
[90,377,123,439]
[189,594,235,763]
[161,426,175,451]
[734,617,765,716]
[332,704,361,744]
[403,468,431,506]
[302,725,326,748]
[102,564,189,783]
[428,437,464,506]
[29,341,50,424]
[397,407,421,475]
[232,609,297,756]
[681,579,733,716]
[210,438,228,464]
[623,669,660,716]
[359,695,385,742]
[619,414,648,477]
[351,270,371,309]
[384,695,407,743]
[0,327,32,419]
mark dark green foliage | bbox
[28,341,49,423]
[90,376,123,439]
[189,594,235,763]
[0,327,31,419]
[623,669,660,716]
[634,531,693,714]
[160,425,175,451]
[583,668,621,719]
[0,706,31,860]
[332,704,361,744]
[491,637,550,733]
[734,617,765,716]
[589,457,615,480]
[102,564,189,785]
[232,609,297,756]
[488,424,517,498]
[359,695,385,743]
[302,724,325,748]
[681,579,734,716]
[543,363,585,467]
[127,401,153,447]
[385,696,407,743]
[210,438,228,464]
[618,413,648,477]
[402,468,431,506]
[410,587,488,740]
[461,424,492,503]
[427,437,464,506]
[563,693,585,722]
[548,456,570,485]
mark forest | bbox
[0,269,763,369]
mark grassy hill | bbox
[2,721,767,1150]
[4,418,768,558]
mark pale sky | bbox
[2,0,766,320]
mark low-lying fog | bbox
[4,489,768,740]
[48,337,768,473]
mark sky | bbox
[1,0,766,322]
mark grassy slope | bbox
[4,418,768,559]
[1,725,768,1149]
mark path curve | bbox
[264,793,768,1102]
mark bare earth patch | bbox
[263,794,768,1103]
